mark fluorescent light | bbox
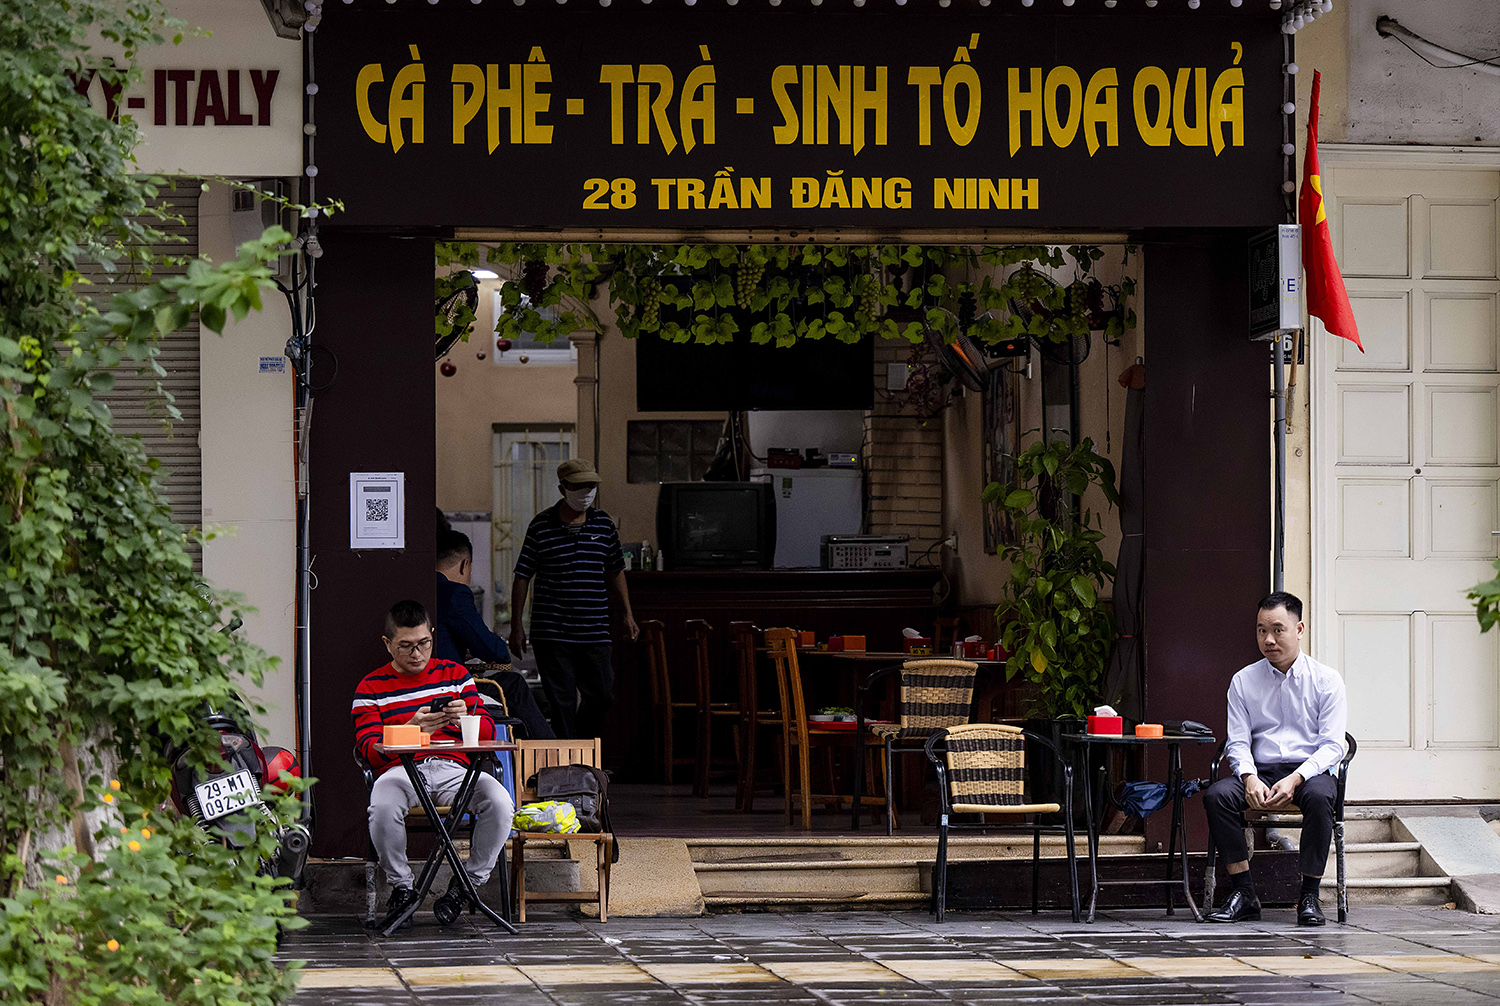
[472,269,499,280]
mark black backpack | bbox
[528,764,618,861]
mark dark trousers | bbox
[494,670,555,740]
[533,642,614,740]
[1204,763,1337,877]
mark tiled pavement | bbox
[280,907,1500,1005]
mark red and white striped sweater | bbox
[352,658,494,776]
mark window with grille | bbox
[627,420,723,483]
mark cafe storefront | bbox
[303,0,1288,868]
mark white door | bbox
[492,425,574,636]
[1317,157,1500,800]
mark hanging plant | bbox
[432,241,1137,352]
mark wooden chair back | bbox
[764,627,809,738]
[933,617,960,656]
[639,618,671,709]
[516,738,602,803]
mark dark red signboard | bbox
[315,6,1284,230]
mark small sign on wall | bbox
[350,472,404,549]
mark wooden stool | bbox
[640,619,697,785]
[730,621,784,811]
[685,618,742,798]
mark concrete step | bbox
[1339,842,1423,879]
[1342,816,1396,844]
[687,835,1144,865]
[691,836,1143,899]
[1345,876,1452,906]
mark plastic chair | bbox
[926,724,1080,922]
[851,659,980,834]
[1203,732,1357,923]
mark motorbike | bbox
[165,692,311,889]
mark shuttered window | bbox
[77,186,202,567]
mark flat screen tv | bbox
[656,482,776,570]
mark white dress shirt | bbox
[1224,652,1348,782]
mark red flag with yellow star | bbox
[1300,71,1362,352]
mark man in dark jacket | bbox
[435,529,554,739]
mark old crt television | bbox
[656,482,776,569]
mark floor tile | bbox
[518,963,656,985]
[401,966,531,986]
[1235,955,1394,976]
[878,959,1022,982]
[298,967,405,988]
[760,961,906,984]
[640,964,781,984]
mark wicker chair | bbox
[851,659,980,834]
[925,724,1080,922]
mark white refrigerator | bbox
[750,468,863,569]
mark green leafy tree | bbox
[986,439,1120,720]
[1469,564,1500,634]
[0,1,304,1000]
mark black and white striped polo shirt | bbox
[513,503,625,645]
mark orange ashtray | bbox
[419,732,432,747]
[1135,723,1164,738]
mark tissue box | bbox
[383,724,422,747]
[962,640,988,658]
[903,636,931,654]
[828,635,866,652]
[1086,715,1124,736]
[797,630,816,647]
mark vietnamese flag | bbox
[1300,71,1362,352]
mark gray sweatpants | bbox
[368,758,515,889]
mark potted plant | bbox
[984,436,1120,804]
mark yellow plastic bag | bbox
[515,800,580,834]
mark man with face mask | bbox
[509,459,639,739]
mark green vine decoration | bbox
[434,242,1137,352]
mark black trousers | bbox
[533,642,614,740]
[1204,763,1337,878]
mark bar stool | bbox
[684,618,742,798]
[765,627,890,830]
[639,619,697,785]
[730,621,784,811]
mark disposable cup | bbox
[459,714,481,747]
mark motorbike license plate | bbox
[194,770,263,822]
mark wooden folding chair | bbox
[509,738,614,922]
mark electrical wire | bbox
[1388,31,1500,71]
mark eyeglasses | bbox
[394,639,433,655]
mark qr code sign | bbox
[364,497,390,523]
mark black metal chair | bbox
[852,659,980,834]
[1203,732,1357,923]
[925,724,1081,922]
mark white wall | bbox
[746,410,864,458]
[1345,0,1500,147]
[198,181,298,748]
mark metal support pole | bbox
[1273,335,1287,593]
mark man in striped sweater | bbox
[508,459,639,739]
[354,600,515,931]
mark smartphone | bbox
[427,695,458,713]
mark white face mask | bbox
[563,486,597,511]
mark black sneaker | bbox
[432,874,473,926]
[374,885,419,932]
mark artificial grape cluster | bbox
[734,259,765,310]
[639,276,662,328]
[522,259,550,303]
[857,274,880,326]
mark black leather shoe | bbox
[432,875,474,926]
[373,885,419,931]
[1298,893,1327,926]
[1205,889,1262,923]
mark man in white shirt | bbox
[1203,592,1347,927]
